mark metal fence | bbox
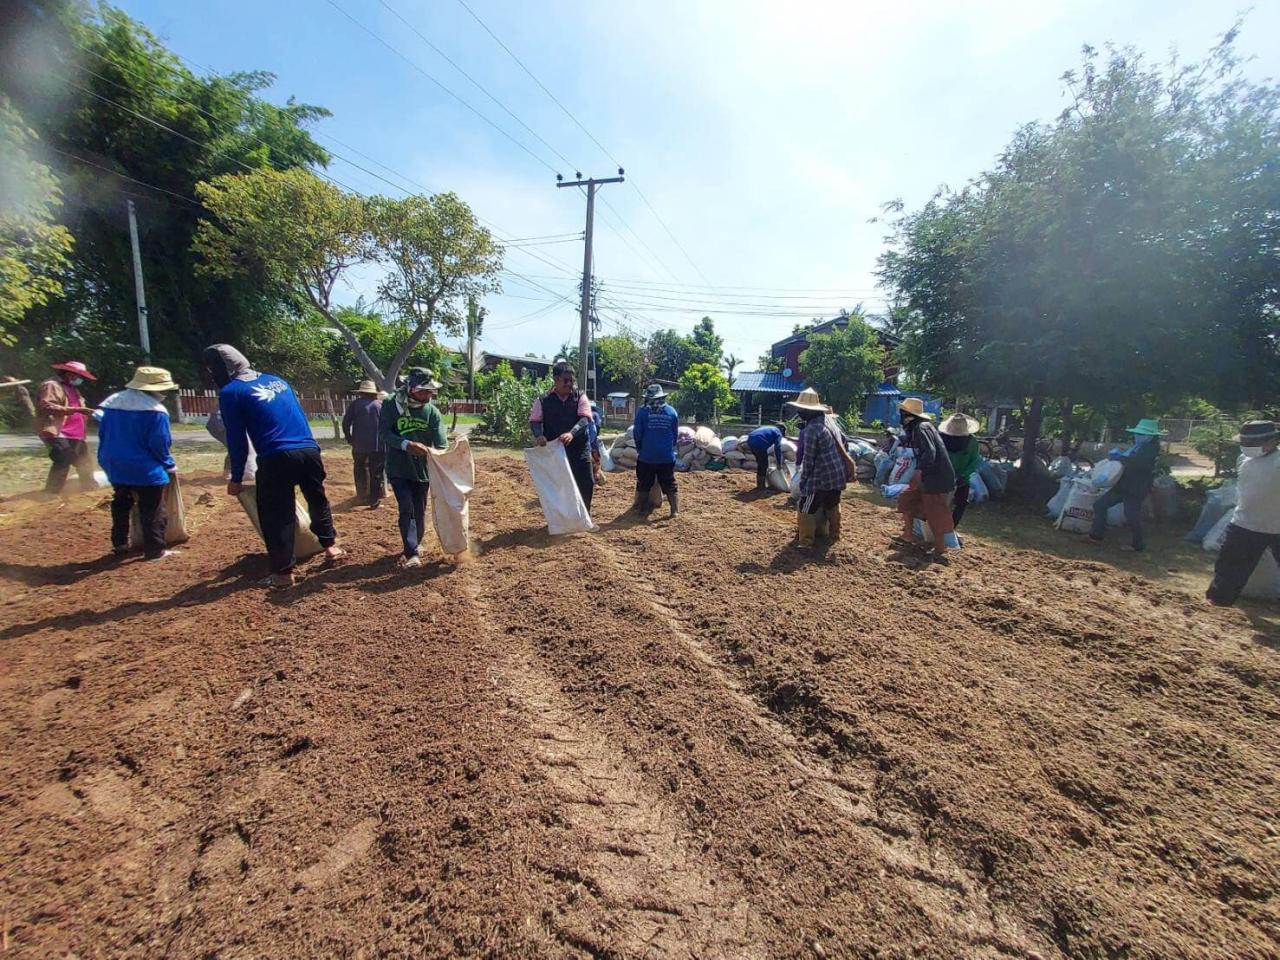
[177,389,485,423]
[1158,418,1212,444]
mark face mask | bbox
[1241,446,1266,459]
[70,376,84,386]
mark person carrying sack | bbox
[894,397,956,562]
[96,366,180,560]
[788,388,849,548]
[939,413,981,528]
[379,368,447,568]
[632,383,680,518]
[1085,417,1163,553]
[205,344,344,588]
[35,360,98,494]
[1206,420,1280,606]
[747,424,786,491]
[343,380,386,508]
[529,361,595,510]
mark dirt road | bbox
[1,459,1276,958]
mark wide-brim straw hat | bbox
[51,360,96,381]
[898,396,933,420]
[939,413,980,437]
[1125,417,1166,437]
[125,366,179,392]
[355,380,378,394]
[1235,420,1278,444]
[786,387,827,413]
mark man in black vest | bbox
[529,361,595,510]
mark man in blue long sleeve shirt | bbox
[204,344,343,587]
[632,383,680,518]
[747,425,785,491]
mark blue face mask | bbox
[70,377,84,387]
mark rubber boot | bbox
[796,512,818,548]
[631,492,649,516]
[816,506,830,539]
[828,503,842,542]
[668,487,679,518]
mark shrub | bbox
[477,373,549,446]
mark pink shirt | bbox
[61,383,87,441]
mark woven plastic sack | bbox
[524,444,598,535]
[425,437,474,557]
[130,474,190,547]
[237,486,323,560]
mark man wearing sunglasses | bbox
[530,361,596,510]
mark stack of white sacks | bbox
[607,425,727,472]
[723,435,798,471]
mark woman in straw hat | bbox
[96,366,180,560]
[894,397,956,561]
[35,360,99,494]
[939,413,982,528]
[787,388,853,548]
[1085,417,1164,553]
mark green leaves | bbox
[800,315,885,416]
[673,362,734,421]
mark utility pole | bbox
[557,170,624,399]
[126,199,150,359]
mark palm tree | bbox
[724,353,741,382]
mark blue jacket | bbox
[96,390,174,486]
[747,426,785,468]
[219,373,317,482]
[634,403,679,465]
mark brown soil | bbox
[1,459,1277,958]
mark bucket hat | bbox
[355,380,378,395]
[406,368,441,391]
[125,366,179,392]
[1125,418,1166,437]
[644,383,667,401]
[1235,420,1277,444]
[939,413,980,437]
[786,387,827,413]
[51,360,96,381]
[898,397,933,420]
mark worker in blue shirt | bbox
[746,425,785,491]
[631,383,680,518]
[204,344,343,588]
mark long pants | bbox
[897,475,954,547]
[798,489,841,515]
[752,448,770,487]
[43,437,95,493]
[953,481,971,528]
[1089,486,1145,550]
[256,448,337,574]
[1207,523,1280,607]
[636,461,677,502]
[110,484,166,558]
[353,451,386,505]
[390,477,429,558]
[568,456,595,511]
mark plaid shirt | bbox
[799,415,847,495]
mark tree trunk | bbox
[323,309,386,389]
[1018,390,1046,483]
[384,308,437,393]
[1059,397,1073,459]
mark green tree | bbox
[369,192,502,389]
[690,316,723,367]
[799,314,885,415]
[465,295,485,399]
[674,362,734,421]
[475,359,515,401]
[598,325,653,394]
[648,328,698,381]
[0,96,74,344]
[723,353,741,381]
[478,370,550,445]
[1,3,331,386]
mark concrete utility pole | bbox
[126,199,151,359]
[557,170,624,399]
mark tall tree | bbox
[597,325,653,394]
[674,362,734,421]
[465,295,485,399]
[648,328,698,382]
[723,353,741,381]
[799,313,885,415]
[690,316,723,367]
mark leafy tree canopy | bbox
[799,312,886,416]
[674,362,734,421]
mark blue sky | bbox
[116,0,1280,372]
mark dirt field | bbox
[1,455,1277,959]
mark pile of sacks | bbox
[722,435,798,471]
[875,445,1011,502]
[606,424,727,473]
[1185,479,1278,600]
[1047,461,1154,531]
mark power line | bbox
[46,146,205,209]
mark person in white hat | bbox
[95,366,180,560]
[342,380,386,508]
[939,413,982,528]
[894,397,956,560]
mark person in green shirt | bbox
[939,414,982,528]
[379,367,447,567]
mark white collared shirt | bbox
[1232,450,1280,535]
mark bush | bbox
[1190,418,1244,477]
[672,362,733,421]
[477,373,549,445]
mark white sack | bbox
[780,438,798,462]
[767,463,794,492]
[237,486,323,560]
[693,426,723,457]
[426,437,474,557]
[967,470,989,503]
[524,444,598,535]
[721,437,740,454]
[130,474,190,547]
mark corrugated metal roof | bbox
[731,371,806,394]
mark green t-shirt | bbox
[379,397,447,482]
